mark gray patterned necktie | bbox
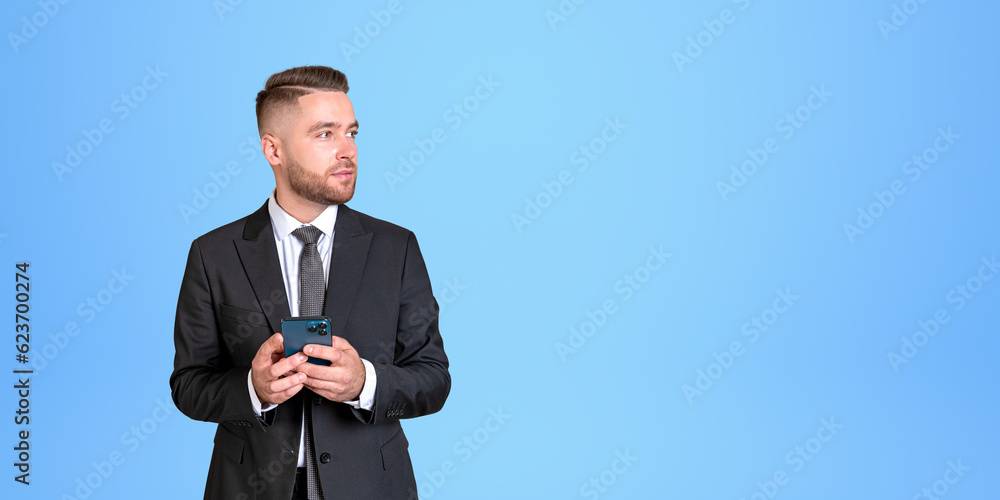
[292,225,325,316]
[291,225,325,500]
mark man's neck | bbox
[274,190,329,224]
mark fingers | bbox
[259,335,362,403]
[256,372,306,406]
[306,365,355,386]
[301,361,365,402]
[302,372,358,402]
[267,371,307,397]
[298,362,348,384]
[269,351,309,379]
[252,333,310,405]
[253,333,308,376]
[302,336,357,366]
[301,344,345,365]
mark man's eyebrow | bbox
[306,120,360,134]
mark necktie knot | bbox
[292,225,323,246]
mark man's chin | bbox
[325,187,355,205]
[325,180,355,203]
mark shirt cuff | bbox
[344,358,377,410]
[248,369,276,416]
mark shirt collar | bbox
[268,190,339,241]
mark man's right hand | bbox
[251,333,309,406]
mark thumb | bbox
[329,335,357,354]
[265,332,284,352]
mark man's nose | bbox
[336,135,357,161]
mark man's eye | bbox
[319,131,331,138]
[347,130,358,138]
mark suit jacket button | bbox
[314,397,322,406]
[319,453,331,464]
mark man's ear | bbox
[261,133,282,167]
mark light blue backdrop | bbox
[3,1,997,498]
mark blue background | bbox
[3,1,998,498]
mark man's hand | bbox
[296,336,366,402]
[251,333,309,406]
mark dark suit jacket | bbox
[170,201,450,500]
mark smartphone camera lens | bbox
[318,329,328,336]
[308,325,317,333]
[319,322,328,329]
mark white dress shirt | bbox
[246,191,377,467]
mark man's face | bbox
[279,91,358,206]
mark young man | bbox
[170,66,450,500]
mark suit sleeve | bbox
[170,239,259,427]
[356,231,451,424]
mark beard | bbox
[286,156,357,205]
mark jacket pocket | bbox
[219,303,268,326]
[380,429,410,471]
[218,303,271,363]
[213,424,246,465]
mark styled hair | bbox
[255,66,349,135]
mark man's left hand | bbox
[296,336,366,402]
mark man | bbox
[170,66,450,500]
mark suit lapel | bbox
[325,204,373,339]
[234,201,292,335]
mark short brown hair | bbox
[255,66,350,135]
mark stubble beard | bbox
[286,156,357,206]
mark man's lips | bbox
[331,169,355,178]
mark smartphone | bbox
[281,316,332,366]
